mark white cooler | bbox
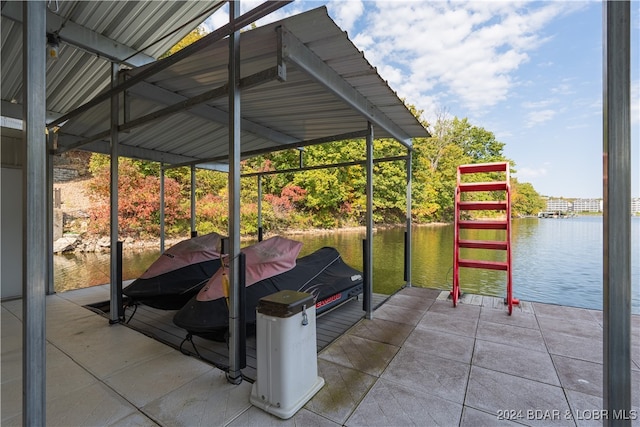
[250,290,325,419]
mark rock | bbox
[53,236,78,253]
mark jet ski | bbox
[173,242,364,341]
[123,232,223,310]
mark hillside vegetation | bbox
[78,113,544,239]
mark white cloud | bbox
[349,1,582,115]
[516,166,548,179]
[525,109,556,127]
[328,0,365,33]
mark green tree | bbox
[511,180,546,217]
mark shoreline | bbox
[54,222,452,254]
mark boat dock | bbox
[2,285,639,426]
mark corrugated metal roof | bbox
[55,7,429,166]
[1,0,225,121]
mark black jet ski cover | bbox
[123,232,223,310]
[174,245,364,341]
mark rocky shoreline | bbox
[53,235,184,254]
[53,223,449,255]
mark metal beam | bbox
[55,67,292,153]
[278,27,413,148]
[602,1,632,425]
[22,2,47,424]
[128,80,298,146]
[241,155,407,178]
[1,99,63,123]
[169,130,370,170]
[54,136,200,165]
[1,1,155,67]
[48,1,293,128]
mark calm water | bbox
[55,216,640,314]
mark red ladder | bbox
[451,162,518,314]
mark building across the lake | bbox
[544,197,640,214]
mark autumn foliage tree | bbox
[87,156,189,237]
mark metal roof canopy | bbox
[53,7,429,167]
[1,1,226,124]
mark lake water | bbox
[54,216,639,314]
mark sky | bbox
[204,1,639,199]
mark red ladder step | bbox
[459,201,507,210]
[459,181,508,192]
[458,239,508,250]
[458,259,508,271]
[458,162,510,174]
[458,220,507,230]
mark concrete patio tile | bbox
[346,378,463,426]
[372,303,425,326]
[47,382,140,427]
[473,339,560,386]
[480,305,541,330]
[381,346,469,404]
[398,286,442,300]
[564,389,640,427]
[417,310,479,338]
[228,407,340,427]
[142,368,253,427]
[429,300,481,320]
[537,316,602,341]
[47,343,100,398]
[1,306,22,352]
[105,350,215,407]
[384,292,434,312]
[347,318,414,347]
[532,302,599,323]
[564,390,603,427]
[1,376,20,423]
[57,284,111,306]
[1,343,101,422]
[542,331,602,364]
[460,406,525,427]
[1,299,22,320]
[50,319,176,379]
[319,334,399,377]
[403,327,474,364]
[465,366,571,427]
[551,355,602,398]
[109,412,160,427]
[476,319,546,352]
[304,360,377,425]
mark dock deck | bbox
[2,285,639,426]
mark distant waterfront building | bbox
[546,198,572,212]
[632,197,640,214]
[573,198,603,213]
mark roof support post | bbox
[109,62,121,323]
[257,175,263,242]
[22,1,47,424]
[160,164,166,253]
[405,148,413,287]
[191,165,197,236]
[364,122,374,320]
[602,1,632,424]
[227,0,243,384]
[47,132,55,295]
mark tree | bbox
[511,180,546,217]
